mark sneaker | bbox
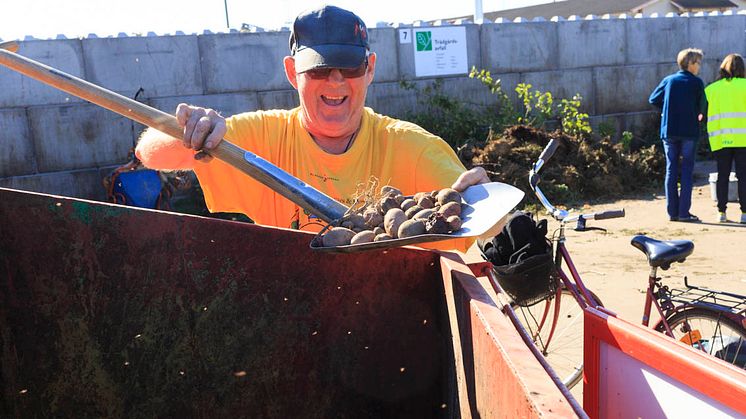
[669,216,678,222]
[741,213,746,224]
[718,212,727,223]
[677,214,700,223]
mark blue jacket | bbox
[648,70,706,139]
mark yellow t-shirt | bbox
[193,107,469,249]
[194,108,465,228]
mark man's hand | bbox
[452,166,505,241]
[175,104,227,158]
[451,166,490,192]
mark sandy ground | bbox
[539,159,746,324]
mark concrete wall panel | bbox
[653,59,718,87]
[465,24,482,75]
[28,105,134,172]
[655,62,679,82]
[626,17,688,65]
[589,113,625,141]
[521,68,595,113]
[482,22,558,73]
[624,111,660,138]
[366,80,429,118]
[0,108,36,177]
[369,27,398,83]
[435,76,504,108]
[396,28,415,80]
[258,90,301,110]
[0,39,85,107]
[0,168,111,201]
[698,59,722,85]
[199,32,290,93]
[367,74,518,120]
[452,72,523,109]
[82,36,203,99]
[483,72,523,109]
[595,65,659,114]
[689,15,746,62]
[149,92,260,118]
[559,19,625,69]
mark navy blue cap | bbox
[289,5,369,73]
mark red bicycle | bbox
[488,138,746,390]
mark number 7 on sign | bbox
[399,29,411,44]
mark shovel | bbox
[0,41,523,251]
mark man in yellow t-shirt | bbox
[135,5,490,248]
[190,107,467,231]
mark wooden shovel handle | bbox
[0,44,348,223]
[0,41,19,53]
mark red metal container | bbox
[0,187,573,418]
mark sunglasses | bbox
[302,59,368,80]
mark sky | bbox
[0,0,552,41]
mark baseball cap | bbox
[289,5,370,73]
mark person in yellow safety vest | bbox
[705,53,746,224]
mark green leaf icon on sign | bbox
[416,31,432,51]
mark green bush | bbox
[471,67,591,138]
[398,68,669,203]
[557,95,592,138]
[402,68,594,149]
[515,83,553,126]
[399,79,494,149]
[597,121,617,139]
[621,131,634,152]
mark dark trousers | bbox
[662,137,697,218]
[714,147,746,213]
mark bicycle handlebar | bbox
[530,139,625,225]
[594,209,626,220]
[560,209,626,225]
[528,138,559,190]
[537,138,561,165]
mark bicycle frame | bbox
[521,137,745,386]
[533,222,601,349]
[642,268,676,336]
[556,238,601,310]
[642,266,746,336]
[524,138,619,352]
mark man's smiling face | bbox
[285,53,376,140]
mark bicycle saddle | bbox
[630,235,694,270]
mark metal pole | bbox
[474,0,484,23]
[224,0,230,28]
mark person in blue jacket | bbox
[649,48,707,222]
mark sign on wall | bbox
[406,26,468,77]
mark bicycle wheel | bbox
[512,286,602,389]
[660,308,746,369]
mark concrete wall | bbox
[1,12,745,201]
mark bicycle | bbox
[485,138,746,390]
[630,236,746,368]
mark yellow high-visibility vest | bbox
[705,78,746,151]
